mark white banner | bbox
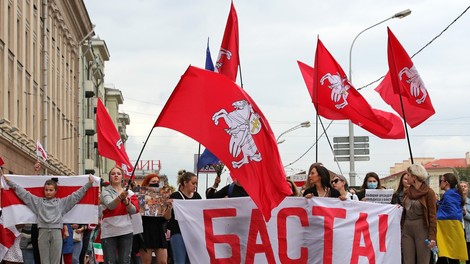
[173,197,402,264]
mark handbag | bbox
[73,230,83,242]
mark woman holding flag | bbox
[1,174,94,264]
[100,166,138,264]
[436,173,467,263]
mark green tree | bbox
[454,166,470,182]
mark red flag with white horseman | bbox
[298,39,405,139]
[215,2,239,82]
[96,98,133,177]
[384,27,435,128]
[154,66,292,220]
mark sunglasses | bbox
[331,179,341,184]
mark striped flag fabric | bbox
[1,175,100,227]
[93,243,104,262]
[36,140,47,161]
[0,216,20,261]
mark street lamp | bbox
[347,9,411,186]
[276,121,311,144]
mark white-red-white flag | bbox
[1,175,100,227]
[36,140,47,161]
[0,217,20,262]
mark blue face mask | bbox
[367,182,378,189]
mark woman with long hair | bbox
[391,172,410,206]
[303,163,340,198]
[401,164,437,264]
[100,166,138,264]
[356,172,382,201]
[164,171,201,264]
[436,173,467,263]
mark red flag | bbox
[154,66,292,220]
[0,157,4,167]
[385,27,435,127]
[96,98,134,177]
[215,2,239,82]
[298,39,405,139]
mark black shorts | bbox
[141,216,168,249]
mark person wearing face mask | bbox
[138,173,169,264]
[356,172,382,201]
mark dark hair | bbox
[287,179,300,197]
[178,171,196,188]
[44,179,58,190]
[360,172,381,190]
[308,163,332,189]
[395,172,408,194]
[442,173,465,206]
[141,173,159,187]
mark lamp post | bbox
[347,9,411,186]
[276,121,311,144]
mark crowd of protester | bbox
[2,160,470,264]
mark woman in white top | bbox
[330,174,359,201]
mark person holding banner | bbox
[100,166,137,264]
[401,164,437,264]
[356,172,382,201]
[330,174,358,201]
[303,164,340,198]
[2,174,94,264]
[139,173,169,264]
[436,173,467,263]
[164,171,201,264]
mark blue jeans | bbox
[101,232,133,264]
[170,233,190,264]
[72,240,83,264]
[21,248,35,264]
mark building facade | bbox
[0,0,93,175]
[0,1,130,179]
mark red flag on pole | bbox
[154,66,292,220]
[215,2,239,82]
[383,27,435,128]
[298,39,405,139]
[96,98,133,177]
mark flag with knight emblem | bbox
[382,27,435,128]
[215,2,239,82]
[298,39,405,139]
[96,98,134,177]
[154,66,292,220]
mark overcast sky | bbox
[84,0,470,188]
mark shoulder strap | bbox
[227,183,235,197]
[178,191,186,200]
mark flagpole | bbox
[397,94,414,163]
[196,143,201,191]
[126,126,155,188]
[314,36,320,163]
